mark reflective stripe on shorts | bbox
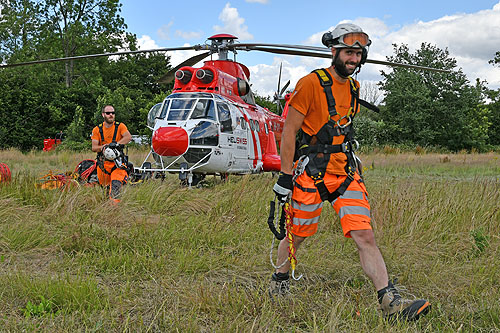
[338,205,371,219]
[291,201,323,226]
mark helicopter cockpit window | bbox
[167,99,196,121]
[216,103,233,133]
[147,103,162,128]
[158,100,170,120]
[190,99,216,120]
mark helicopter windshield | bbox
[167,99,196,121]
[190,99,216,120]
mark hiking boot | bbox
[268,272,291,297]
[378,280,431,321]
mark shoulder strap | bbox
[358,99,380,113]
[98,124,104,144]
[347,77,380,113]
[112,122,120,143]
[313,69,337,117]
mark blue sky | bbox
[119,0,500,97]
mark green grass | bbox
[0,149,499,331]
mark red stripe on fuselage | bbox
[239,109,260,168]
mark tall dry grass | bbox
[0,148,499,331]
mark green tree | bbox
[0,0,172,150]
[487,53,500,146]
[38,0,128,87]
[379,43,488,151]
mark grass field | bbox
[0,148,499,332]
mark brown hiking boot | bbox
[378,281,431,321]
[268,272,291,297]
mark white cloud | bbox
[137,35,160,49]
[157,21,174,40]
[248,57,311,97]
[175,30,202,40]
[366,3,500,88]
[298,3,500,90]
[213,3,253,41]
[137,35,205,69]
[245,0,268,3]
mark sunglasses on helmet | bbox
[337,32,371,48]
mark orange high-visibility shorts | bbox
[290,172,371,238]
[97,160,128,200]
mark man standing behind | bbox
[270,23,430,321]
[91,105,132,203]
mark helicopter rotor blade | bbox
[0,39,451,74]
[363,58,450,72]
[234,43,451,73]
[277,63,282,95]
[0,45,209,68]
[157,51,211,84]
[280,80,290,96]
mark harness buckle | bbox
[352,139,360,152]
[293,156,309,182]
[336,115,352,129]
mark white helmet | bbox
[103,146,120,160]
[322,23,371,64]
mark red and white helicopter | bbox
[135,33,447,185]
[141,34,290,185]
[1,33,448,186]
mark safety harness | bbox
[267,69,379,280]
[96,122,123,175]
[296,68,378,203]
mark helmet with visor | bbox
[322,23,371,65]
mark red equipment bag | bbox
[0,163,11,183]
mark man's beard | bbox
[333,56,358,78]
[104,117,114,125]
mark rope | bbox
[268,199,303,280]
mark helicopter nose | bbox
[152,127,189,156]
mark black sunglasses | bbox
[104,112,115,115]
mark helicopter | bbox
[1,33,449,186]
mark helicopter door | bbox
[230,105,248,160]
[216,102,234,150]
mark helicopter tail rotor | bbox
[273,63,291,115]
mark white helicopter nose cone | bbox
[152,127,189,156]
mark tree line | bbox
[0,0,499,152]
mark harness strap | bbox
[97,122,122,172]
[294,181,317,193]
[296,70,363,203]
[98,122,121,144]
[313,69,337,118]
[358,98,380,113]
[299,142,350,155]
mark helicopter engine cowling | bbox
[152,126,189,156]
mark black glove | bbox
[273,172,293,203]
[108,142,118,149]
